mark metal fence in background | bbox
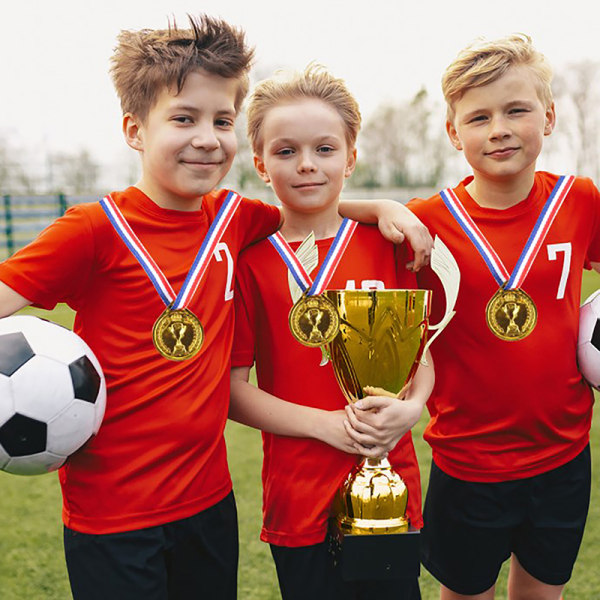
[1,194,96,259]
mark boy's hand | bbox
[343,395,424,457]
[314,409,365,455]
[375,200,433,271]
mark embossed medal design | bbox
[289,295,340,347]
[153,308,204,360]
[486,288,537,341]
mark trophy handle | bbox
[422,236,460,361]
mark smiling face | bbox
[254,98,356,221]
[446,65,555,189]
[125,69,239,211]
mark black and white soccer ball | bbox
[0,315,106,475]
[577,289,600,390]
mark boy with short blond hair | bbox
[230,64,432,600]
[405,34,600,599]
[0,16,430,600]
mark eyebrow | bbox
[169,103,236,116]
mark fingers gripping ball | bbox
[577,289,600,390]
[0,315,106,475]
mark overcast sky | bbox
[2,0,599,186]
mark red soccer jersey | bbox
[232,224,423,547]
[408,172,600,482]
[0,186,280,533]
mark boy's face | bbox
[125,69,239,211]
[446,65,555,186]
[254,98,356,217]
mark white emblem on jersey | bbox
[213,242,234,301]
[547,242,572,300]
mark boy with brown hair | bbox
[0,15,430,600]
[405,34,600,599]
[229,64,434,600]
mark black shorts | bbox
[64,491,238,600]
[270,539,421,600]
[421,446,591,595]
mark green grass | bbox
[2,273,600,599]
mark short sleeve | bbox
[232,254,258,368]
[0,204,95,310]
[237,198,280,249]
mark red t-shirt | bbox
[408,172,600,482]
[232,224,423,547]
[0,186,280,533]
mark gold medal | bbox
[152,308,204,361]
[289,295,340,347]
[486,288,537,341]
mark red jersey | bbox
[408,172,600,482]
[0,186,280,533]
[232,224,423,547]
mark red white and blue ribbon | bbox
[100,190,242,309]
[440,175,575,289]
[268,218,358,295]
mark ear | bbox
[544,103,556,136]
[254,155,270,183]
[123,113,144,151]
[345,148,357,178]
[446,120,463,151]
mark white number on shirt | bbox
[344,280,385,291]
[547,242,572,300]
[213,242,234,301]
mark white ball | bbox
[0,315,106,475]
[577,289,600,390]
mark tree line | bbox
[1,60,598,196]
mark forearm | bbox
[0,281,32,317]
[338,198,393,224]
[230,373,327,438]
[407,350,435,409]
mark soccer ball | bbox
[0,315,106,475]
[577,289,600,390]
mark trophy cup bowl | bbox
[325,289,431,537]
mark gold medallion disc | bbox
[152,308,204,361]
[486,288,537,341]
[289,295,340,347]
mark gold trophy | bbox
[326,236,459,580]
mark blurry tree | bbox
[227,113,263,192]
[353,88,452,188]
[0,137,36,193]
[50,148,100,194]
[553,61,600,181]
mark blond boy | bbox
[406,34,600,600]
[230,65,432,600]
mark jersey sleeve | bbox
[238,197,281,250]
[232,253,258,368]
[0,204,95,310]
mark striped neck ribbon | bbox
[100,190,242,310]
[268,219,358,296]
[440,175,575,289]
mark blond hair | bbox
[110,14,254,121]
[246,64,361,155]
[442,34,553,119]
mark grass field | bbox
[1,271,600,599]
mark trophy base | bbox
[329,521,420,582]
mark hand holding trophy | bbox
[322,235,459,580]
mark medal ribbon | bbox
[440,175,575,289]
[268,219,358,295]
[100,190,242,309]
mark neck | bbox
[135,179,203,212]
[279,204,344,242]
[466,169,536,209]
